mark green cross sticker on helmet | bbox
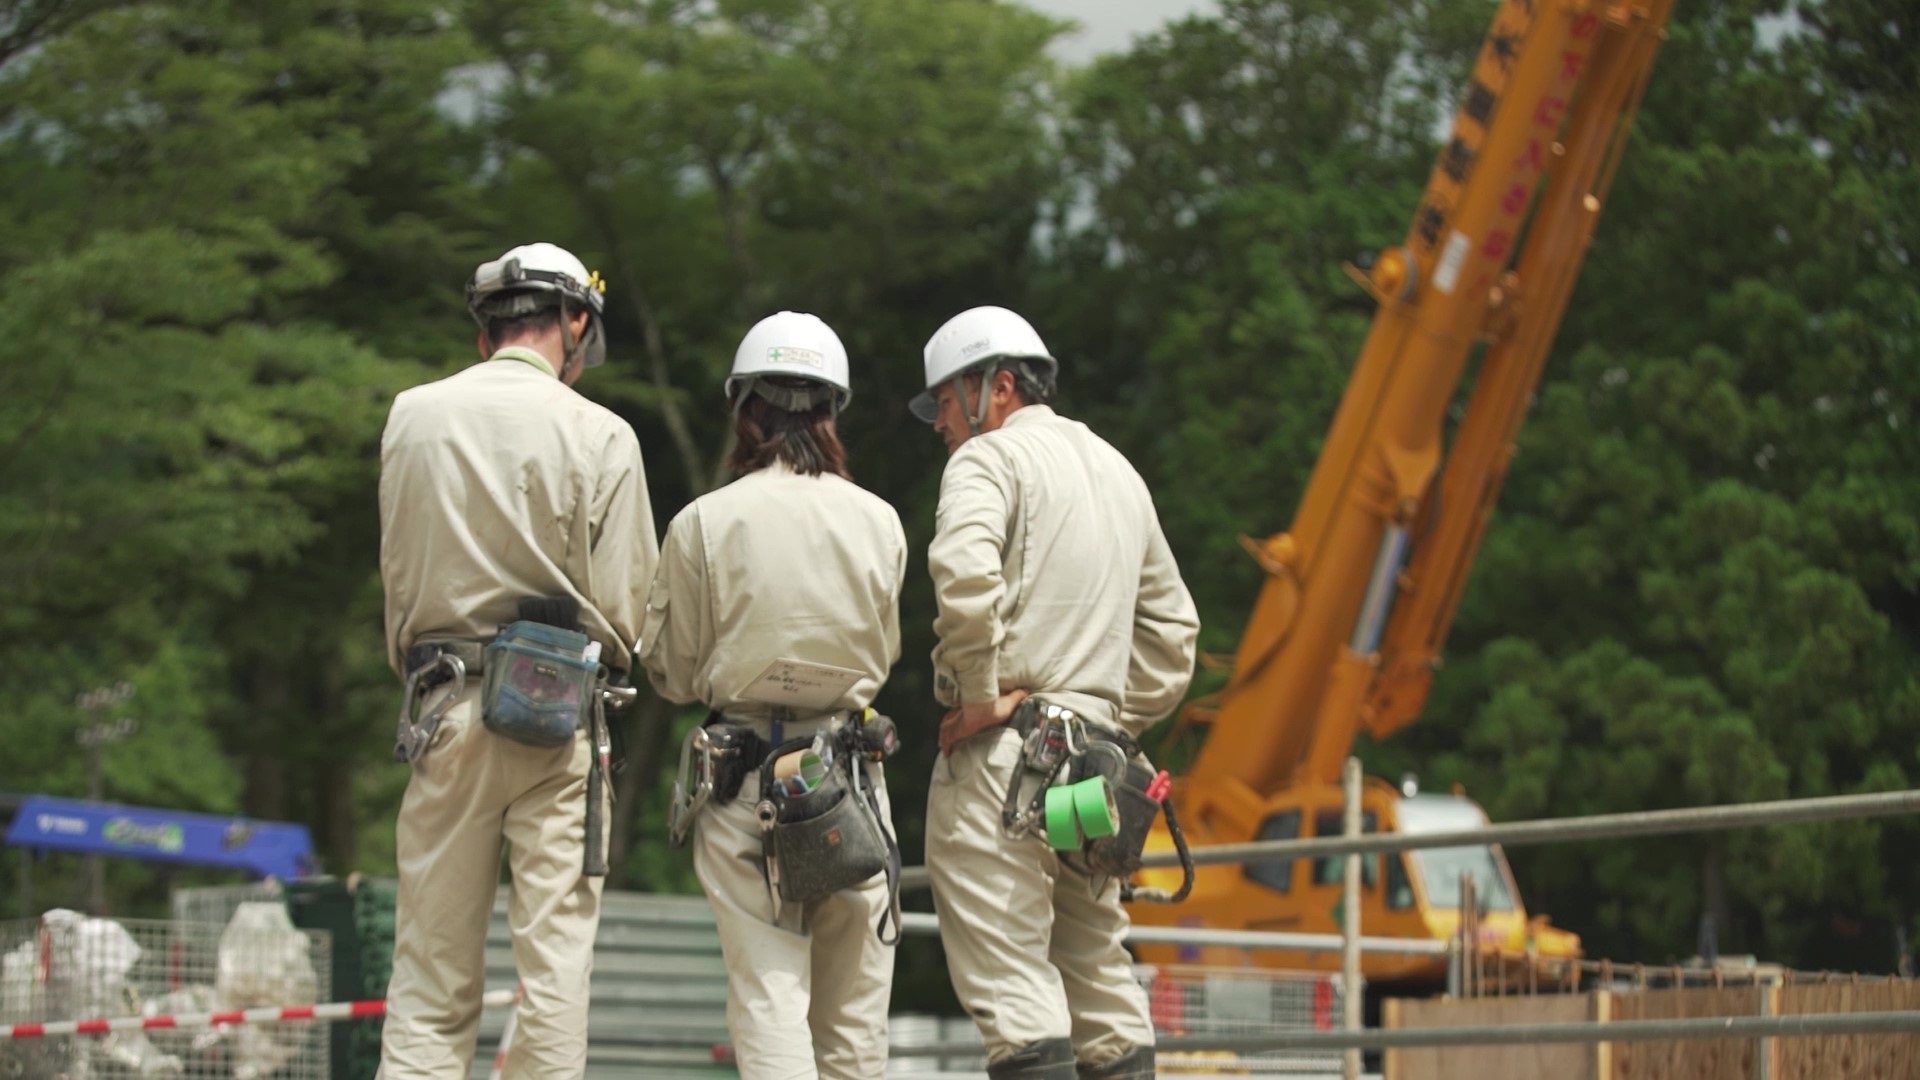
[728,312,852,414]
[767,346,825,371]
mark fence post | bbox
[1381,997,1402,1080]
[1342,756,1363,1080]
[1447,935,1463,999]
[1591,989,1612,1080]
[1753,977,1775,1080]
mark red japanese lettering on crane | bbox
[1514,138,1546,176]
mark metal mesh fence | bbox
[170,884,285,931]
[1146,966,1349,1074]
[0,909,331,1080]
[176,879,399,1080]
[887,966,1352,1076]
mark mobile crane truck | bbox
[1127,0,1678,989]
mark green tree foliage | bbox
[0,0,482,893]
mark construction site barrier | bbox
[0,988,517,1042]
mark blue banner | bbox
[4,795,317,881]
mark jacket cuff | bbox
[938,661,1000,707]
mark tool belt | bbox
[669,709,898,843]
[405,640,486,684]
[1000,696,1194,903]
[669,708,903,943]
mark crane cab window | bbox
[1242,810,1302,894]
[1310,811,1378,889]
[1386,850,1415,911]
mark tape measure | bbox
[1043,776,1118,850]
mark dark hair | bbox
[963,357,1057,408]
[483,306,561,350]
[1010,358,1057,406]
[729,396,851,480]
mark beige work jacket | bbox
[639,461,906,724]
[928,404,1199,736]
[379,348,657,677]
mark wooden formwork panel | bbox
[1607,986,1763,1080]
[1775,981,1920,1080]
[1383,993,1599,1080]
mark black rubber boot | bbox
[988,1037,1077,1080]
[1077,1044,1155,1079]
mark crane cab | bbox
[1127,778,1581,988]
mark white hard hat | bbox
[910,305,1055,423]
[467,242,609,368]
[726,311,852,413]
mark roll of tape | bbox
[1071,776,1118,839]
[1045,785,1081,850]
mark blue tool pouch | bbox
[481,620,599,748]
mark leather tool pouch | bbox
[758,736,890,905]
[1070,732,1160,878]
[481,620,599,748]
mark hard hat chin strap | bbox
[556,302,605,382]
[957,362,999,436]
[558,309,582,382]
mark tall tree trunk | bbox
[242,664,291,820]
[303,652,357,872]
[1701,838,1731,960]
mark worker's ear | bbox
[992,367,1020,403]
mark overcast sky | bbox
[1021,0,1220,64]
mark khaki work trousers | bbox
[695,761,896,1080]
[927,726,1154,1069]
[379,684,607,1079]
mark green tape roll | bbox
[1045,785,1081,850]
[1071,777,1118,839]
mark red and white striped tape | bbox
[487,999,522,1080]
[2,988,519,1042]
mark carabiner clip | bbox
[393,654,466,764]
[668,725,715,848]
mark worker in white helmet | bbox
[913,306,1200,1079]
[642,311,907,1080]
[378,242,658,1077]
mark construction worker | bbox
[641,311,906,1080]
[378,242,657,1078]
[913,306,1199,1079]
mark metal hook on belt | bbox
[393,654,466,764]
[1002,702,1086,837]
[667,725,715,848]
